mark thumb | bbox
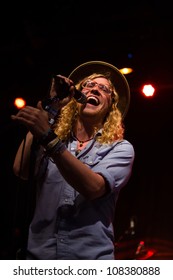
[37,100,44,110]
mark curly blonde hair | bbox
[54,73,124,144]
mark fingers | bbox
[11,106,37,124]
[11,104,45,125]
[11,104,50,138]
[55,74,74,87]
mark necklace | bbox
[76,136,94,147]
[75,135,95,156]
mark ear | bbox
[109,95,115,107]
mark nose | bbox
[91,88,100,95]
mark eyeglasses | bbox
[82,80,112,95]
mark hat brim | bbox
[68,61,130,118]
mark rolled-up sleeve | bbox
[83,140,135,192]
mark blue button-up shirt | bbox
[27,135,135,259]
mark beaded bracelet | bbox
[45,137,66,155]
[39,128,66,155]
[46,136,60,150]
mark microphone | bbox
[53,75,87,104]
[42,75,87,125]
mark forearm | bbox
[49,148,107,200]
[13,132,33,180]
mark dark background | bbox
[0,1,173,259]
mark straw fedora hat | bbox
[68,60,130,118]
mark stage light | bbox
[119,67,133,75]
[14,97,26,109]
[141,84,155,97]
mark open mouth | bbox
[87,96,100,106]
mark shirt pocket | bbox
[81,144,113,168]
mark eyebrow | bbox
[89,80,111,87]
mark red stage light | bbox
[141,84,155,97]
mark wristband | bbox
[46,138,67,156]
[39,128,57,147]
[46,136,60,150]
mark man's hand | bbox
[11,101,50,139]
